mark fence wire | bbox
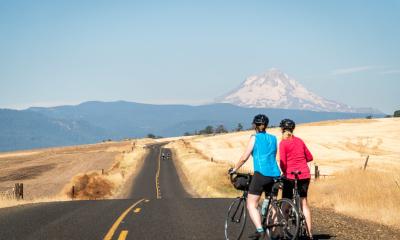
[0,186,16,200]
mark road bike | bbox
[286,171,312,240]
[225,172,300,240]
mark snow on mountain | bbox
[216,68,381,113]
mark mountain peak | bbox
[217,69,381,113]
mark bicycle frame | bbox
[230,192,247,223]
[291,172,310,238]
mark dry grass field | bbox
[168,118,400,228]
[0,139,153,208]
[1,117,399,228]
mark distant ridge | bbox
[217,68,382,114]
[0,101,382,152]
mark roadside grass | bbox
[166,140,239,197]
[0,141,149,207]
[62,145,148,199]
[309,168,400,229]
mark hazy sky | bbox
[1,0,399,113]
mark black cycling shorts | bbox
[248,172,275,196]
[282,178,310,199]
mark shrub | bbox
[215,125,228,134]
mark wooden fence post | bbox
[19,183,23,199]
[72,186,75,200]
[314,165,320,180]
[15,183,19,199]
[363,155,370,170]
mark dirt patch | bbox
[64,172,115,200]
[0,164,56,181]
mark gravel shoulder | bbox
[312,207,400,240]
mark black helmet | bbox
[279,119,296,131]
[252,114,269,126]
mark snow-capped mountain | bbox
[216,68,381,113]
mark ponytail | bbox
[254,124,266,132]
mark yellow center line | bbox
[117,230,129,240]
[134,207,141,213]
[156,148,162,199]
[103,199,145,240]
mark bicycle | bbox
[287,171,311,240]
[225,172,300,240]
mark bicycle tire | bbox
[265,201,284,240]
[298,216,309,239]
[268,198,299,240]
[225,197,247,240]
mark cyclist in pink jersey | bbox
[279,119,313,238]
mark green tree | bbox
[236,123,243,131]
[199,125,214,134]
[215,125,228,134]
[147,133,156,138]
[394,110,400,117]
[184,132,191,136]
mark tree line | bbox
[183,123,245,136]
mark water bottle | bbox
[261,198,269,216]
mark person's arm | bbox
[279,141,287,174]
[232,135,255,172]
[303,141,313,162]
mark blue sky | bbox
[0,0,399,113]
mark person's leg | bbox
[301,197,312,237]
[247,193,262,229]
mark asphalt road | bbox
[0,143,248,240]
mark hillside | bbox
[0,101,380,151]
[0,139,153,208]
[0,109,107,152]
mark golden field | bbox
[0,139,152,208]
[168,118,400,228]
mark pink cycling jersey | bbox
[279,135,313,180]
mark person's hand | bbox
[228,168,236,175]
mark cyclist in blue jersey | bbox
[229,114,281,240]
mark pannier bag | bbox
[233,174,252,191]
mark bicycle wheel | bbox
[277,198,300,240]
[265,201,285,240]
[225,197,247,240]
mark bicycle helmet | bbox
[279,119,296,131]
[252,114,269,126]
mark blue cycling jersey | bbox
[252,132,281,177]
